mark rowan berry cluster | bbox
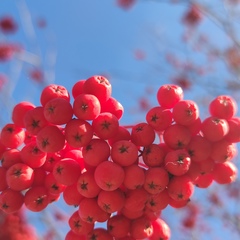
[0,75,239,240]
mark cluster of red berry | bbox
[0,75,239,240]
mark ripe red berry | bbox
[111,140,138,166]
[186,135,212,162]
[24,186,49,212]
[73,94,101,120]
[63,183,84,206]
[0,123,25,148]
[1,148,21,169]
[163,124,191,149]
[164,149,191,176]
[24,106,49,135]
[210,139,237,163]
[44,172,66,195]
[194,173,213,188]
[107,214,131,239]
[94,161,125,191]
[12,101,35,128]
[213,161,238,184]
[144,167,169,194]
[6,163,34,191]
[77,170,101,198]
[40,84,70,106]
[100,96,124,120]
[142,143,166,167]
[20,141,47,168]
[82,75,112,103]
[53,158,82,186]
[0,189,24,214]
[146,189,170,212]
[78,198,110,223]
[97,188,125,213]
[149,218,171,240]
[201,116,229,142]
[146,106,172,132]
[92,112,119,140]
[130,216,154,239]
[65,119,93,148]
[71,79,85,99]
[68,210,94,236]
[172,100,199,126]
[82,138,110,167]
[124,188,150,212]
[131,122,155,147]
[209,95,237,120]
[167,175,194,201]
[36,125,65,153]
[44,98,73,125]
[123,164,145,189]
[157,84,183,109]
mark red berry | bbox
[107,214,131,239]
[144,167,169,194]
[167,175,194,201]
[24,106,49,135]
[12,101,35,127]
[44,98,73,125]
[172,100,199,126]
[94,161,125,191]
[77,170,101,198]
[83,75,112,103]
[1,148,21,169]
[53,158,81,186]
[0,123,25,148]
[63,183,84,206]
[24,186,49,212]
[149,218,171,240]
[65,119,93,148]
[201,116,229,142]
[73,94,101,120]
[146,106,172,132]
[157,84,183,109]
[82,138,110,167]
[6,163,34,191]
[101,96,124,120]
[213,161,238,184]
[0,189,24,214]
[40,84,70,106]
[209,95,237,119]
[164,149,191,176]
[20,141,47,168]
[130,216,153,239]
[111,140,138,167]
[163,124,191,149]
[131,122,155,147]
[123,164,145,189]
[92,112,119,140]
[78,198,110,223]
[142,143,166,167]
[36,125,65,153]
[71,79,85,99]
[97,188,125,213]
[68,210,94,235]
